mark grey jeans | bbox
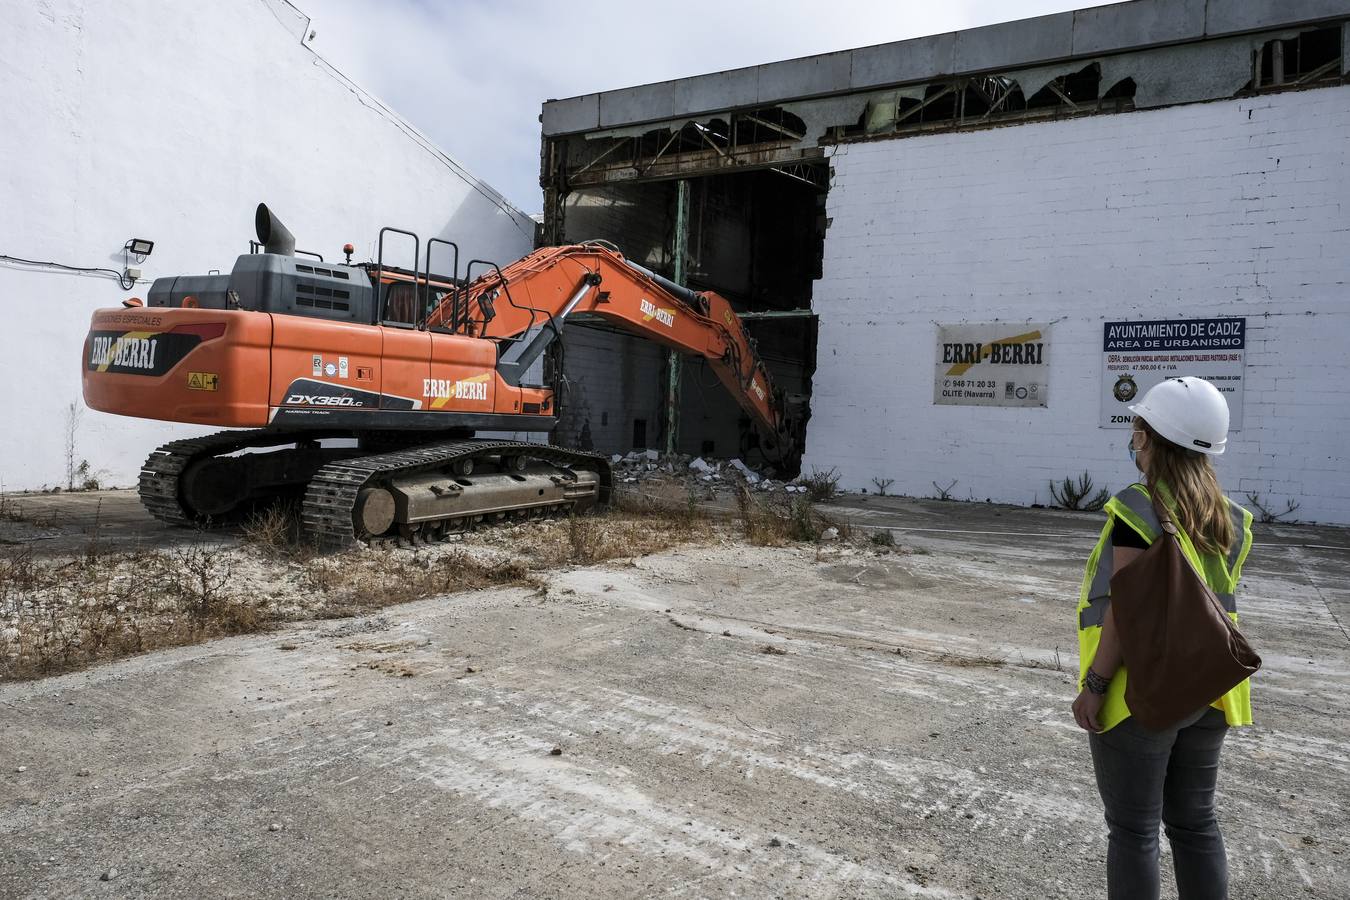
[1088,707,1230,900]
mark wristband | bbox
[1083,668,1110,695]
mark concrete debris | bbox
[727,459,761,484]
[821,527,840,541]
[549,746,563,756]
[76,768,91,777]
[15,766,26,773]
[609,451,801,496]
[268,823,282,832]
[100,868,118,881]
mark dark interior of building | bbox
[548,160,827,471]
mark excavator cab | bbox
[145,206,479,335]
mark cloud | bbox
[295,0,1105,212]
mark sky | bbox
[297,0,1110,213]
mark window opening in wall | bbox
[632,418,647,450]
[1250,26,1343,91]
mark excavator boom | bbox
[426,244,788,450]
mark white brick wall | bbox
[804,86,1350,525]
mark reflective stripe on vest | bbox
[1078,484,1247,629]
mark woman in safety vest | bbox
[1071,375,1254,900]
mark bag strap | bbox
[1149,484,1239,623]
[1149,486,1180,537]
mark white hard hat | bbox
[1128,376,1230,455]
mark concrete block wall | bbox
[557,326,666,452]
[557,183,673,450]
[804,85,1350,524]
[0,0,534,491]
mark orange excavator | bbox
[82,205,803,547]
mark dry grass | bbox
[734,489,850,546]
[801,467,841,502]
[0,543,260,679]
[2,478,867,682]
[933,651,1008,669]
[0,496,721,682]
[240,501,303,555]
[297,549,536,619]
[0,493,59,529]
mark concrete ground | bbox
[2,490,1348,898]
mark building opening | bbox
[541,138,825,475]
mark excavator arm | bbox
[426,244,795,461]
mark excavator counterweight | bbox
[82,205,803,547]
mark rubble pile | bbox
[607,449,810,495]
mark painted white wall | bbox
[805,86,1350,524]
[0,0,535,491]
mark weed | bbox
[870,477,895,497]
[801,467,841,502]
[567,512,600,563]
[1050,472,1109,511]
[0,493,24,523]
[735,489,845,545]
[868,529,896,548]
[1244,492,1300,524]
[932,480,958,501]
[241,503,301,555]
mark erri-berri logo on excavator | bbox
[424,375,489,405]
[639,298,675,328]
[89,333,158,371]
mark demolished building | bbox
[540,0,1350,524]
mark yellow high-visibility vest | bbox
[1076,482,1255,732]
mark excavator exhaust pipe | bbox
[255,203,296,256]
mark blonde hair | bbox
[1138,420,1234,556]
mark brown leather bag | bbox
[1108,496,1261,731]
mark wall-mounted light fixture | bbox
[121,238,154,287]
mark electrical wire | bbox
[270,0,535,240]
[0,254,135,289]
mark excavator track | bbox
[139,429,331,527]
[301,439,612,550]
